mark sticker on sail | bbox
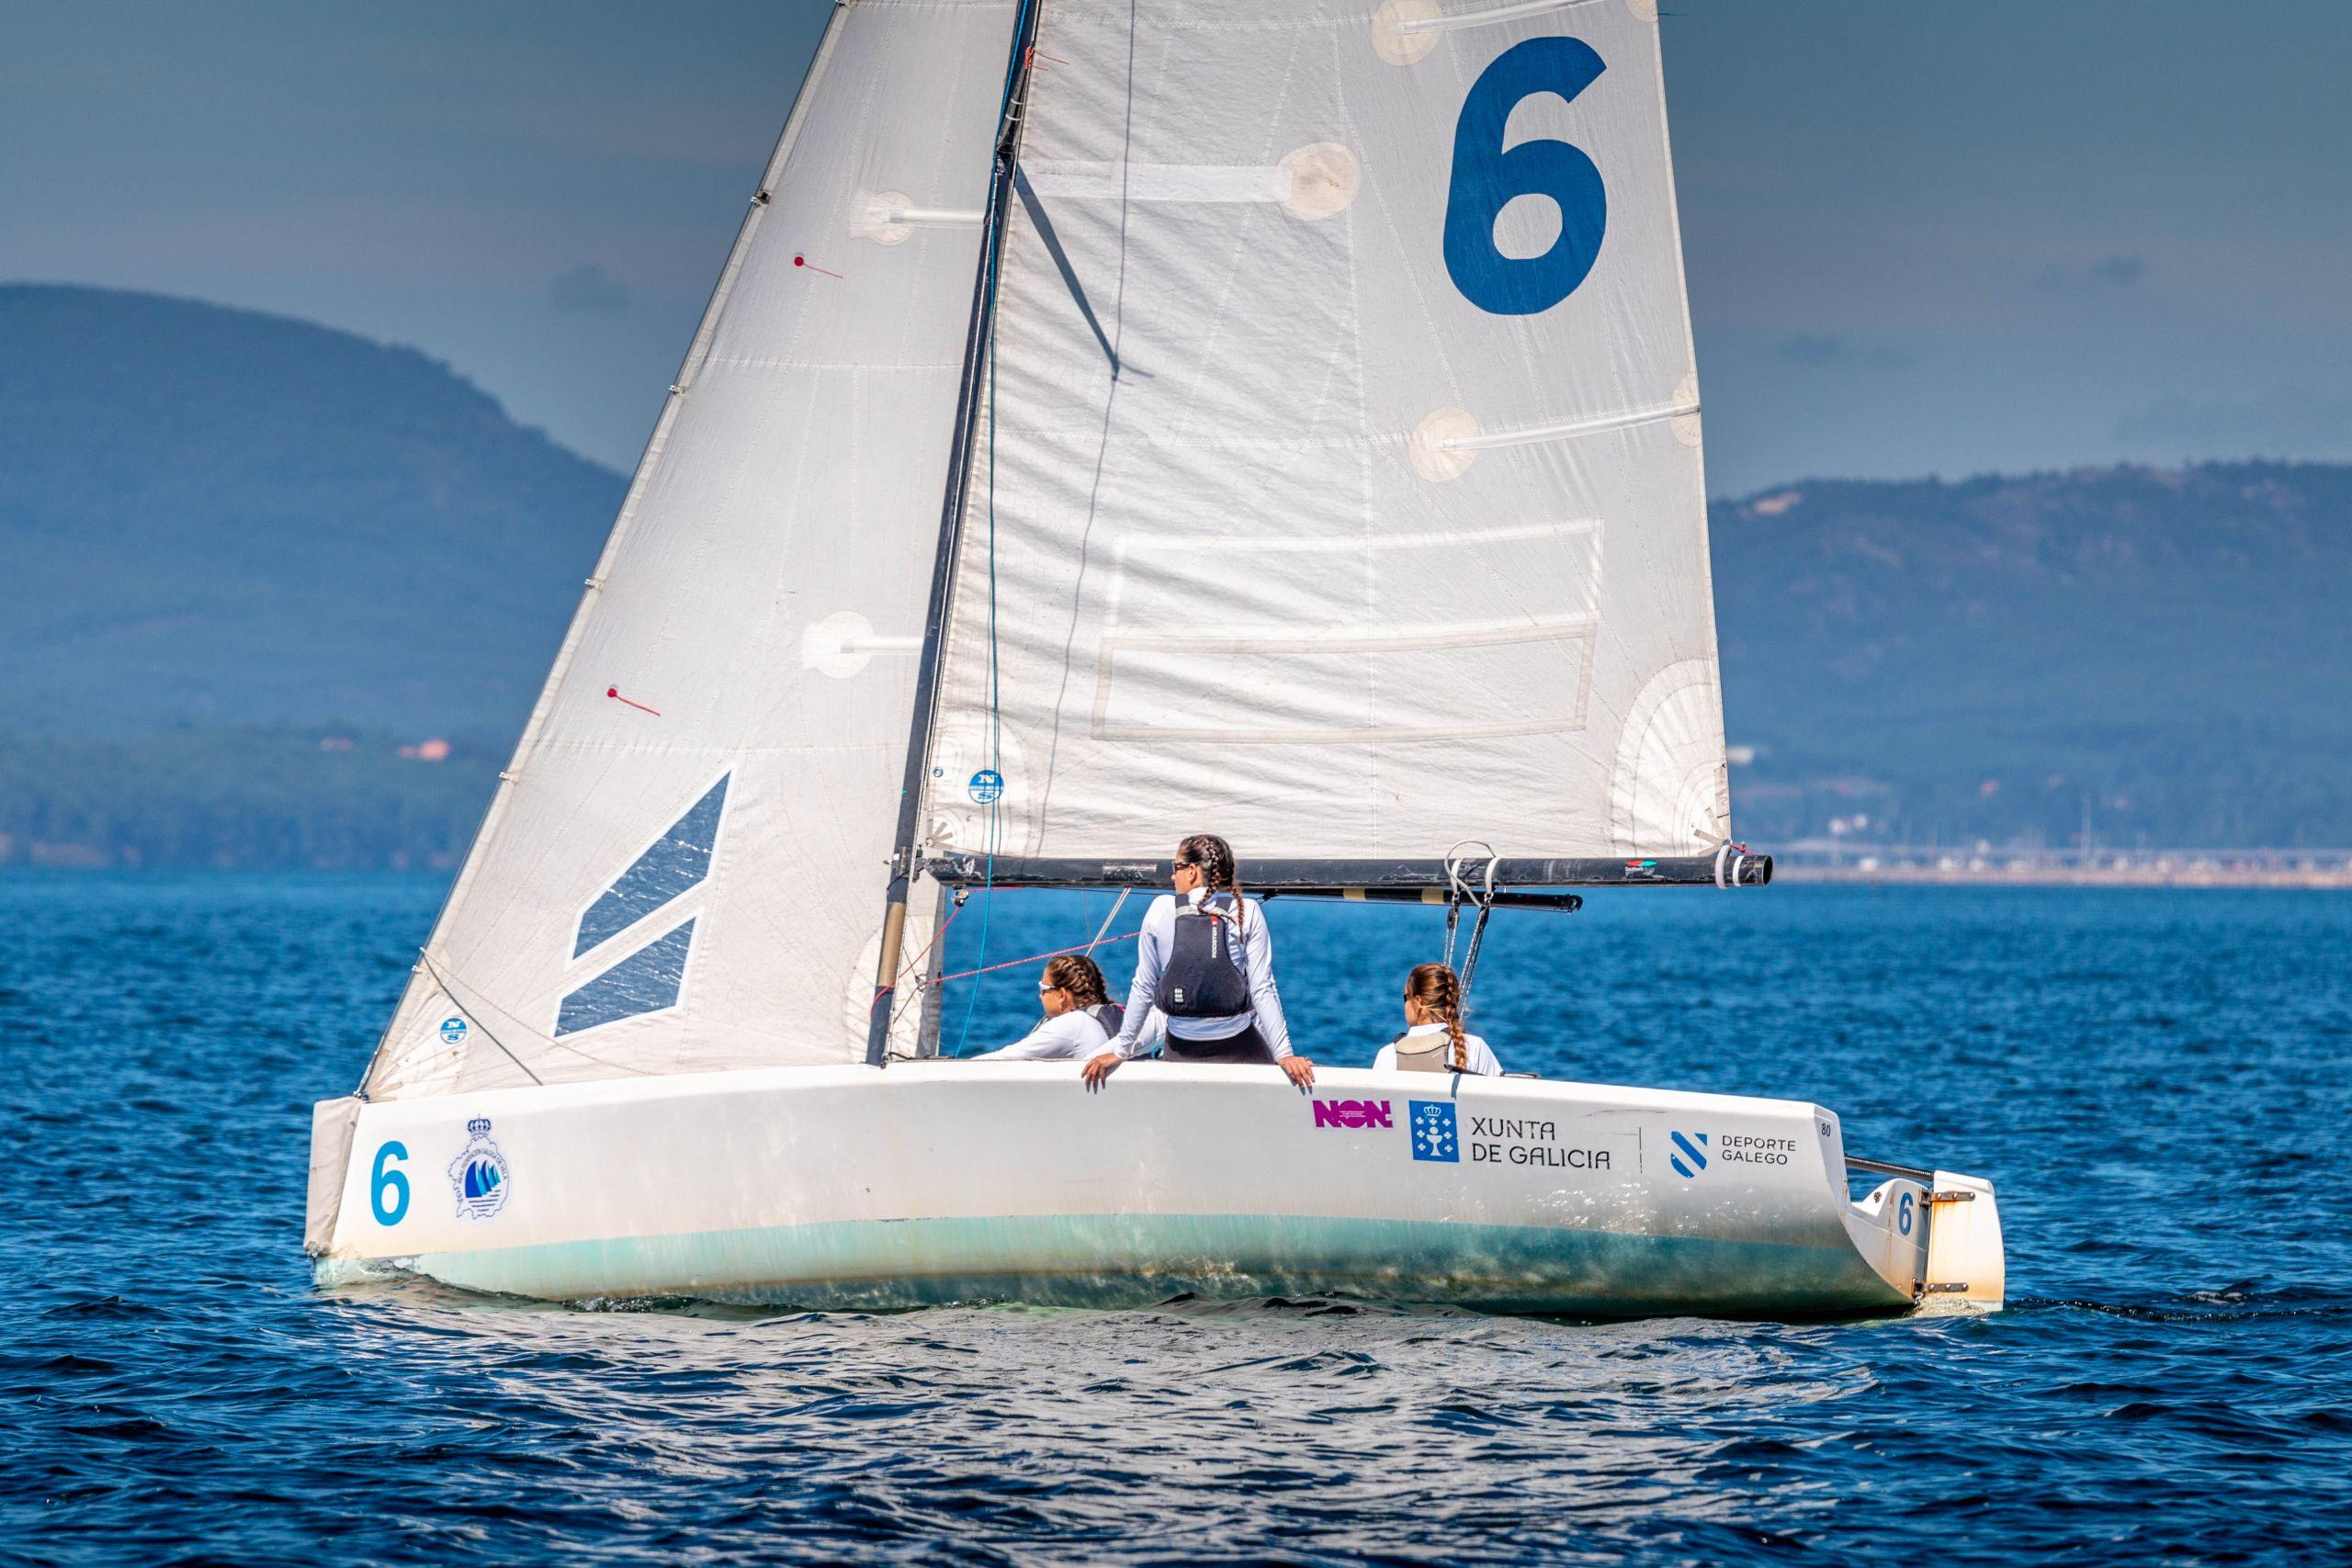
[448,1117,512,1221]
[967,769,1005,804]
[1408,1101,1459,1163]
[439,1016,468,1045]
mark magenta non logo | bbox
[1312,1099,1393,1130]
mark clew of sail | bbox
[363,0,1021,1099]
[915,0,1730,874]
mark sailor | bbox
[1082,833,1316,1089]
[1373,963,1503,1076]
[973,954,1136,1060]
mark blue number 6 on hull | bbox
[369,1140,409,1226]
[1442,37,1609,315]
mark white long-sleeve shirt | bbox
[976,1007,1164,1061]
[1373,1022,1503,1077]
[1104,890,1294,1060]
[974,1009,1110,1061]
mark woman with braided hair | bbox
[1374,963,1503,1077]
[1083,832,1316,1089]
[975,953,1159,1061]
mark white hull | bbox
[307,1065,2003,1318]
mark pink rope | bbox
[924,929,1141,989]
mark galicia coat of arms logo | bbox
[447,1116,512,1221]
[1408,1100,1460,1163]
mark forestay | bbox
[363,0,1018,1099]
[918,0,1730,870]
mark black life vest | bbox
[1154,902,1250,1019]
[1085,1000,1125,1037]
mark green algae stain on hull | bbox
[377,1213,1911,1317]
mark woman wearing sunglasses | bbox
[973,953,1129,1060]
[1083,832,1315,1089]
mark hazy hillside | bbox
[1,286,2345,866]
[1713,464,2352,848]
[0,285,618,866]
[0,284,618,739]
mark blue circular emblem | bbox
[440,1016,469,1045]
[967,768,1005,805]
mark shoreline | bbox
[1781,863,2352,890]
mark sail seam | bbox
[1399,0,1601,37]
[1112,518,1597,554]
[1438,400,1700,453]
[1101,615,1596,654]
[700,356,962,372]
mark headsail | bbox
[364,0,1021,1099]
[915,0,1731,878]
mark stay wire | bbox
[414,949,546,1088]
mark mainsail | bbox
[364,0,1020,1098]
[916,0,1730,875]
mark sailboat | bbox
[304,0,2005,1316]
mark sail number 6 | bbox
[1442,37,1609,316]
[370,1140,411,1226]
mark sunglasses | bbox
[1038,982,1064,993]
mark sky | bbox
[3,0,2346,493]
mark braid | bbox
[1406,962,1469,1071]
[1044,954,1110,1009]
[1178,832,1245,932]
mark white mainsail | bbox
[917,0,1730,868]
[364,0,1020,1099]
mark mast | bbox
[866,0,1044,1066]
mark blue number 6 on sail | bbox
[1442,37,1608,316]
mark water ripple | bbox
[5,875,2352,1562]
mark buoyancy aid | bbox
[1086,1000,1125,1038]
[1155,902,1250,1018]
[1389,1030,1458,1073]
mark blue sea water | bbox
[4,873,2350,1563]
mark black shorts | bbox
[1159,1022,1275,1065]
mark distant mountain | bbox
[1712,463,2352,849]
[1,286,2344,866]
[0,284,620,867]
[0,284,619,740]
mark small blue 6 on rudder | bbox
[1442,37,1609,316]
